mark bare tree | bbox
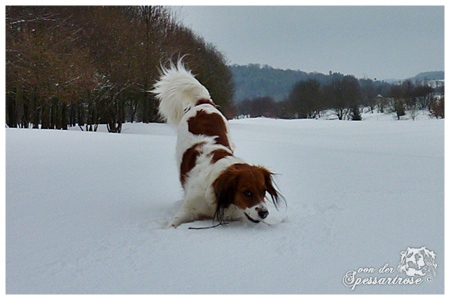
[288,79,323,119]
[5,6,235,130]
[389,85,406,120]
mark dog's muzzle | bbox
[258,208,269,219]
[244,204,269,223]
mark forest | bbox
[5,6,444,132]
[5,6,234,132]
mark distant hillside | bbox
[230,64,340,102]
[230,64,303,102]
[230,64,444,102]
[411,71,444,82]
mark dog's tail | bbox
[152,60,210,127]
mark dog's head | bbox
[398,247,438,277]
[213,163,284,224]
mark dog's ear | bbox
[258,166,285,209]
[213,169,237,222]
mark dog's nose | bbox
[258,209,269,219]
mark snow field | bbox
[5,116,444,294]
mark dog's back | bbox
[152,60,234,174]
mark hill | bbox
[230,64,339,102]
[411,71,444,82]
[230,64,444,102]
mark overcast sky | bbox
[173,6,444,80]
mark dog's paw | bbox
[168,217,183,228]
[164,222,178,229]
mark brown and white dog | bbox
[153,61,283,227]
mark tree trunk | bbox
[41,100,50,129]
[61,104,68,130]
[32,92,40,129]
[6,89,17,128]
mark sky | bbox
[173,5,444,80]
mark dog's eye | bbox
[243,191,253,197]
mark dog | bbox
[152,60,284,228]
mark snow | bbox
[5,116,444,294]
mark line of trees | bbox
[6,6,234,132]
[236,75,444,120]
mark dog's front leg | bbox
[169,205,199,228]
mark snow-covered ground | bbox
[5,114,444,294]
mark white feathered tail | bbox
[152,61,210,127]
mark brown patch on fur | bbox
[210,149,233,163]
[180,142,206,186]
[187,110,231,149]
[195,98,216,107]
